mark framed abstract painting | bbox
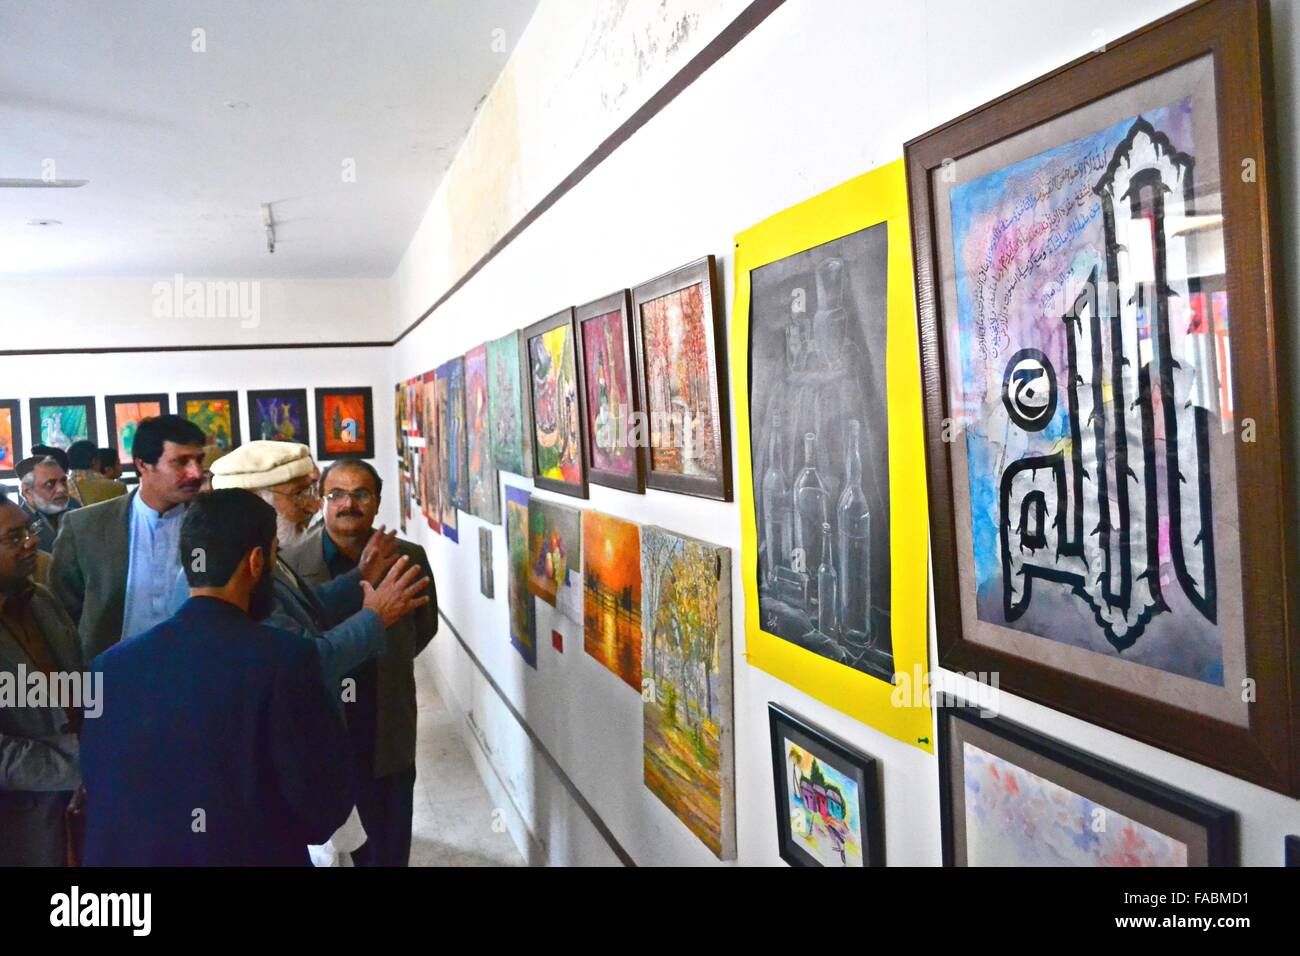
[576,290,646,493]
[248,389,310,447]
[421,369,441,533]
[104,393,170,472]
[464,343,501,524]
[632,256,731,501]
[732,160,933,752]
[938,704,1235,867]
[30,396,96,452]
[446,358,469,512]
[434,362,457,542]
[177,391,241,453]
[0,400,23,479]
[315,387,375,460]
[524,308,588,498]
[906,0,1298,795]
[487,330,532,478]
[768,704,883,868]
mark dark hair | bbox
[30,445,69,472]
[68,440,99,470]
[320,457,382,499]
[97,449,119,472]
[180,489,277,588]
[132,415,206,466]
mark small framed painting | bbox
[505,484,535,667]
[479,526,494,599]
[177,391,241,452]
[938,704,1236,867]
[631,256,731,501]
[524,308,588,498]
[315,387,375,460]
[104,394,170,472]
[30,396,96,452]
[769,704,883,867]
[247,389,310,447]
[0,399,24,479]
[576,290,646,493]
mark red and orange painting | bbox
[582,511,642,690]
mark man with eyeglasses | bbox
[281,456,437,866]
[16,455,80,554]
[0,489,84,865]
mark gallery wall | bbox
[391,0,1300,865]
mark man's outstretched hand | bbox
[361,555,431,627]
[359,526,401,587]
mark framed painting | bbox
[524,308,588,498]
[768,704,883,868]
[487,330,533,478]
[906,0,1297,795]
[526,496,582,622]
[632,256,731,501]
[0,400,23,479]
[582,510,641,692]
[394,382,405,453]
[444,358,469,512]
[641,525,735,859]
[315,387,375,460]
[177,391,241,452]
[464,343,501,523]
[248,389,309,447]
[938,704,1236,866]
[104,394,169,472]
[576,290,646,493]
[479,526,494,599]
[421,369,441,533]
[505,484,536,668]
[434,361,458,542]
[732,160,932,751]
[1287,835,1299,867]
[30,396,96,452]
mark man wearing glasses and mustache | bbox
[51,416,208,662]
[281,456,437,866]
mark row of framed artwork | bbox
[0,387,376,478]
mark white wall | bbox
[392,0,1300,866]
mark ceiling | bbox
[0,0,538,278]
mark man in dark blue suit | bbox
[81,489,354,866]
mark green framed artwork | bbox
[30,396,96,451]
[178,391,241,452]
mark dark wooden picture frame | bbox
[246,388,311,448]
[103,393,170,473]
[905,0,1297,795]
[938,704,1236,867]
[631,255,732,501]
[314,387,376,460]
[0,399,24,479]
[177,391,242,453]
[768,703,884,867]
[1286,835,1299,867]
[523,307,589,499]
[29,395,97,454]
[575,289,646,493]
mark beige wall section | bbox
[391,0,749,332]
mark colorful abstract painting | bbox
[582,511,641,691]
[783,738,864,867]
[421,370,441,533]
[641,526,735,859]
[179,392,240,452]
[580,305,640,488]
[527,497,581,614]
[317,387,374,459]
[528,318,584,489]
[961,743,1188,866]
[249,389,309,446]
[465,344,500,523]
[105,395,167,469]
[434,364,457,542]
[0,401,21,478]
[487,331,530,477]
[30,398,94,451]
[447,357,469,512]
[505,485,535,667]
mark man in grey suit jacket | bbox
[282,458,438,867]
[0,491,85,866]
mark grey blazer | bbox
[281,526,438,778]
[48,491,134,663]
[0,585,83,866]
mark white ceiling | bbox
[0,0,538,278]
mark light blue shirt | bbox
[121,491,187,641]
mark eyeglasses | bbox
[323,489,375,505]
[0,522,41,550]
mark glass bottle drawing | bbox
[760,410,792,585]
[792,432,828,579]
[817,522,838,637]
[836,419,872,646]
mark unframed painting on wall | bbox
[527,496,582,623]
[581,510,641,692]
[464,343,501,524]
[487,330,532,478]
[479,526,494,600]
[505,484,535,667]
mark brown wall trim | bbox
[0,340,390,357]
[392,0,788,346]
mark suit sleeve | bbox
[266,602,387,693]
[267,633,354,846]
[312,567,365,626]
[0,731,81,792]
[48,518,84,627]
[411,547,438,657]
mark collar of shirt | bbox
[322,529,361,578]
[132,488,186,526]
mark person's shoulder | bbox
[260,620,323,668]
[64,489,132,527]
[397,536,429,564]
[279,523,324,566]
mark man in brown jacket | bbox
[281,457,437,866]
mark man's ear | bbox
[248,544,267,581]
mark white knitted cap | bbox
[209,440,315,490]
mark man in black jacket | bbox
[81,489,353,866]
